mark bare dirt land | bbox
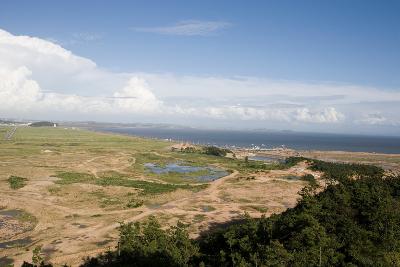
[0,127,394,266]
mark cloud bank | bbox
[0,28,399,134]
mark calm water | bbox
[94,127,400,154]
[144,163,228,182]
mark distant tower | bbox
[53,123,57,128]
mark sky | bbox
[0,0,399,135]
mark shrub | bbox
[7,176,28,189]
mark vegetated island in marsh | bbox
[0,125,399,266]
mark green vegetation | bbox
[193,214,206,223]
[237,156,306,172]
[10,128,399,266]
[96,174,207,195]
[7,176,28,189]
[300,174,317,186]
[307,158,384,182]
[81,217,199,267]
[29,121,57,127]
[43,159,400,267]
[54,171,208,195]
[202,146,231,157]
[16,210,38,226]
[126,199,144,208]
[54,172,96,185]
[246,205,269,213]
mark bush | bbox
[8,175,28,189]
[29,121,57,127]
[202,146,231,157]
[300,174,317,186]
[81,217,199,267]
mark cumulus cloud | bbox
[0,28,399,133]
[0,67,43,110]
[113,77,162,113]
[134,20,231,36]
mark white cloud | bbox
[356,113,399,126]
[0,66,43,110]
[294,107,343,123]
[113,77,162,113]
[134,20,231,36]
[0,28,399,133]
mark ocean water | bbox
[94,127,400,154]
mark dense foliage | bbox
[29,121,57,127]
[200,174,400,266]
[202,146,232,157]
[81,217,199,267]
[22,159,400,267]
[7,175,28,189]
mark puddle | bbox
[248,155,284,163]
[145,163,203,174]
[0,209,24,217]
[201,206,215,212]
[147,204,161,209]
[145,163,228,182]
[0,237,33,249]
[71,223,88,228]
[284,175,301,180]
[96,239,113,246]
[0,256,14,266]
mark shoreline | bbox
[83,126,400,157]
[80,126,400,172]
[80,125,400,155]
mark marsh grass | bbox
[7,176,28,189]
[54,172,96,184]
[193,214,206,223]
[54,171,208,195]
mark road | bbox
[4,126,17,140]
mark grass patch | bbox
[193,214,206,223]
[126,199,144,208]
[7,176,28,189]
[54,171,208,195]
[54,172,96,184]
[97,174,207,195]
[16,211,38,225]
[89,190,122,207]
[47,186,61,194]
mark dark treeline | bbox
[29,121,57,127]
[23,158,400,267]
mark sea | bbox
[93,127,400,154]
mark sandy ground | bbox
[0,156,319,266]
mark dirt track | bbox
[1,162,319,266]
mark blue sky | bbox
[0,0,399,135]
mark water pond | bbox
[144,163,228,182]
[249,155,284,163]
[0,237,33,249]
[0,209,24,217]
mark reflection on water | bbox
[145,163,228,182]
[248,155,284,163]
[0,237,32,249]
[0,209,24,217]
